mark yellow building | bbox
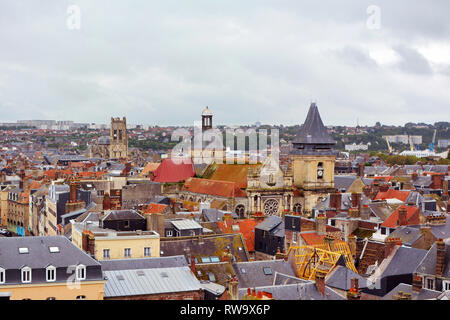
[291,103,337,214]
[71,212,160,261]
[0,185,14,228]
[0,236,105,300]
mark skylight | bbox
[18,247,29,254]
[49,247,59,253]
[263,267,273,275]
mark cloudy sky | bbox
[1,1,449,126]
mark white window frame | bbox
[103,249,110,259]
[124,248,131,258]
[21,266,32,283]
[46,265,56,282]
[426,277,435,290]
[443,280,450,291]
[76,265,86,281]
[166,230,173,237]
[0,267,5,284]
[144,247,151,257]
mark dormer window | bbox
[46,266,56,282]
[21,267,32,283]
[18,247,29,254]
[0,267,5,284]
[76,265,86,281]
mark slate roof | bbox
[103,266,202,298]
[100,256,188,271]
[238,282,345,300]
[101,209,145,221]
[232,260,296,289]
[160,234,250,262]
[415,239,450,278]
[380,246,427,278]
[382,283,441,300]
[255,216,285,237]
[202,208,238,222]
[387,226,422,247]
[325,265,373,290]
[0,236,101,271]
[292,103,336,146]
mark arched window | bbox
[76,264,86,281]
[235,205,246,218]
[76,295,86,300]
[46,265,56,282]
[317,162,324,179]
[21,266,32,283]
[293,203,302,214]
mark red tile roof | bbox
[143,203,168,214]
[374,189,410,202]
[381,205,421,228]
[217,219,257,252]
[301,232,326,246]
[152,159,195,183]
[209,164,260,189]
[183,177,247,198]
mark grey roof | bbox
[170,219,203,231]
[273,272,310,286]
[334,175,357,192]
[103,266,202,297]
[232,260,296,289]
[100,256,188,271]
[202,208,238,222]
[98,136,110,145]
[292,103,336,146]
[315,192,371,211]
[368,202,396,221]
[382,283,441,300]
[0,236,100,270]
[101,210,144,221]
[256,215,283,232]
[238,282,345,300]
[412,176,432,188]
[387,226,423,247]
[415,239,450,278]
[200,280,226,295]
[325,265,372,290]
[381,246,427,278]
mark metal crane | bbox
[429,129,437,152]
[385,136,393,154]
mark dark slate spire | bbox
[291,103,336,155]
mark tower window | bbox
[317,162,324,179]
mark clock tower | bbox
[290,103,336,214]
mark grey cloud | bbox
[393,45,433,75]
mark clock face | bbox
[317,169,324,177]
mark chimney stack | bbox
[436,239,446,277]
[330,193,342,211]
[398,207,408,226]
[360,204,370,220]
[315,272,325,296]
[316,214,326,235]
[412,274,422,293]
[190,252,196,274]
[228,276,239,300]
[347,278,361,300]
[103,192,111,210]
[379,184,389,192]
[69,180,77,203]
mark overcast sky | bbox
[1,1,450,127]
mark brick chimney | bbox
[103,192,111,210]
[360,204,370,220]
[351,192,362,210]
[431,175,443,190]
[69,181,77,203]
[398,207,408,226]
[412,274,422,293]
[347,278,361,300]
[315,272,325,296]
[348,208,359,218]
[436,239,446,277]
[330,193,342,211]
[348,234,357,259]
[379,184,389,192]
[384,238,397,258]
[228,276,239,300]
[190,252,196,274]
[357,163,364,177]
[316,214,326,235]
[19,169,25,190]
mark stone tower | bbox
[109,117,128,159]
[202,106,213,132]
[290,103,336,214]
